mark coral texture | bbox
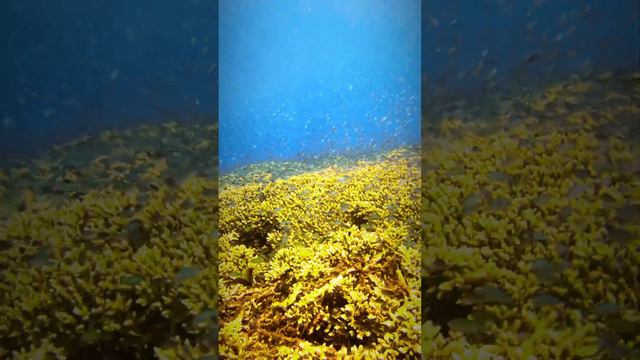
[422,72,640,359]
[0,122,219,359]
[219,148,421,359]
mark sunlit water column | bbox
[219,0,421,358]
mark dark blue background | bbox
[0,0,217,157]
[422,0,639,103]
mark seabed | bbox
[0,71,638,359]
[422,71,640,359]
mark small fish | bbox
[490,198,511,210]
[488,171,511,183]
[120,206,138,217]
[615,203,639,223]
[43,107,56,118]
[600,191,618,204]
[525,52,540,63]
[123,219,150,250]
[532,0,546,8]
[81,329,102,344]
[567,182,590,198]
[558,12,568,24]
[531,259,562,284]
[2,116,15,129]
[532,293,564,307]
[531,230,547,242]
[462,192,484,215]
[462,285,512,305]
[366,211,382,221]
[477,285,512,304]
[470,310,497,323]
[426,14,439,27]
[110,69,119,80]
[565,26,576,38]
[181,199,195,210]
[29,245,52,267]
[533,193,552,207]
[558,206,573,221]
[193,309,218,326]
[606,226,634,244]
[121,275,143,286]
[525,20,536,32]
[594,302,620,316]
[606,318,639,335]
[448,318,483,334]
[176,266,201,282]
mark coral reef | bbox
[0,116,421,359]
[2,69,638,359]
[0,121,219,359]
[422,72,640,359]
[218,148,421,359]
[0,121,217,218]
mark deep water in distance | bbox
[0,0,217,158]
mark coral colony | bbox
[0,72,639,358]
[422,72,640,359]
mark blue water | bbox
[2,0,637,170]
[0,0,217,158]
[219,0,421,173]
[423,0,639,103]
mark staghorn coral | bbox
[422,72,640,359]
[0,121,219,359]
[219,149,421,359]
[3,70,637,360]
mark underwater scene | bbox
[1,0,639,359]
[421,1,640,359]
[1,0,220,359]
[219,0,421,358]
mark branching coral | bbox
[422,72,640,359]
[0,121,219,359]
[219,149,421,359]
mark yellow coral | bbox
[0,120,219,358]
[219,148,421,358]
[422,72,640,358]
